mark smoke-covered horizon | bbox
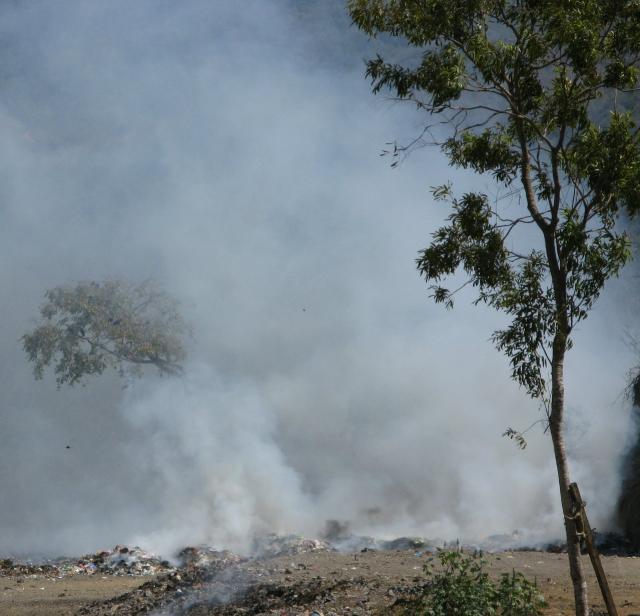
[0,0,636,558]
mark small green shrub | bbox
[413,550,546,616]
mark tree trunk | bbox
[550,334,589,616]
[519,124,589,616]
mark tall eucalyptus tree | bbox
[348,1,640,613]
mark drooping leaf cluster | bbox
[418,190,556,397]
[349,0,640,399]
[22,280,187,387]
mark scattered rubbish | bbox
[3,531,640,615]
[5,537,640,616]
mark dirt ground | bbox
[0,574,144,615]
[2,550,640,615]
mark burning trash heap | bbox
[1,544,237,579]
[0,545,176,578]
[0,535,334,581]
[0,530,633,582]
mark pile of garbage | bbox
[177,546,244,570]
[251,533,333,558]
[82,545,175,576]
[0,558,59,577]
[593,531,635,556]
[0,545,177,578]
[536,531,636,556]
[332,535,438,553]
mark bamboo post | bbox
[568,482,618,616]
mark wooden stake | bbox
[568,482,618,616]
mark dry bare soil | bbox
[2,550,640,615]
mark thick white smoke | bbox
[0,0,635,557]
[119,366,314,555]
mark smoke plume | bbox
[0,0,634,557]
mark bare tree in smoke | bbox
[348,1,640,614]
[22,280,187,387]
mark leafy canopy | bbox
[349,0,640,400]
[23,280,187,387]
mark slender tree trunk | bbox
[550,333,589,616]
[519,128,589,616]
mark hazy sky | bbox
[0,0,635,557]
